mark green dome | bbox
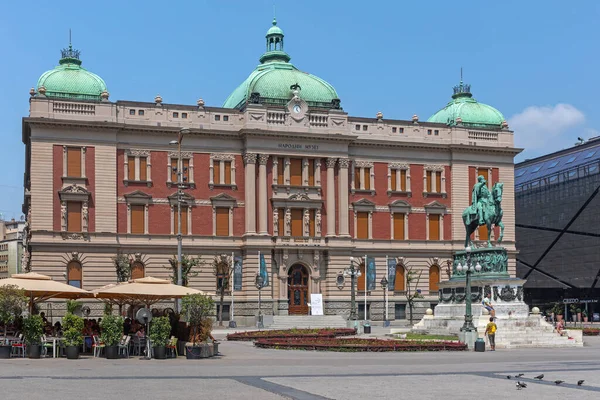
[36,44,108,101]
[427,82,505,129]
[223,19,341,110]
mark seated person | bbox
[482,296,496,318]
[136,327,145,338]
[556,319,565,336]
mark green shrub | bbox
[66,300,81,315]
[100,314,124,346]
[23,315,44,345]
[149,316,171,347]
[62,313,84,347]
[0,285,26,342]
[182,294,214,346]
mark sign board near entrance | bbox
[310,294,323,315]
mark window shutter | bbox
[67,202,82,232]
[354,167,361,189]
[435,172,442,193]
[395,265,405,291]
[67,147,82,177]
[429,265,440,292]
[131,261,145,279]
[364,168,371,190]
[277,158,284,184]
[429,214,440,240]
[174,207,188,235]
[291,209,303,237]
[393,213,404,240]
[278,209,284,236]
[127,156,136,181]
[213,161,221,184]
[131,205,145,234]
[171,159,178,182]
[139,157,147,181]
[357,263,366,291]
[357,212,368,239]
[308,159,315,186]
[400,169,407,191]
[426,171,432,193]
[216,208,229,236]
[309,210,315,237]
[224,161,232,184]
[391,169,397,191]
[290,159,302,186]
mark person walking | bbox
[485,317,497,351]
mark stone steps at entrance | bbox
[269,315,348,329]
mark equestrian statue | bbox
[462,176,505,247]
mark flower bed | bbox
[254,337,468,352]
[583,328,600,336]
[227,328,356,341]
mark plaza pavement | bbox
[1,331,599,400]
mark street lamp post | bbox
[380,276,389,326]
[169,128,189,313]
[255,275,264,329]
[456,246,482,334]
[343,257,361,321]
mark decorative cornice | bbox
[389,162,409,169]
[168,151,193,158]
[326,158,338,168]
[353,160,374,168]
[211,153,236,161]
[127,149,151,157]
[424,164,446,172]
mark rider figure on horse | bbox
[471,175,490,224]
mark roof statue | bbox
[462,176,505,247]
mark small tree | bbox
[23,315,44,345]
[212,254,232,327]
[100,314,124,346]
[165,254,205,287]
[149,316,171,347]
[402,263,423,325]
[62,313,84,347]
[112,252,132,283]
[0,285,26,344]
[181,294,215,346]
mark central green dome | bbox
[223,19,341,110]
[427,81,505,129]
[36,44,108,101]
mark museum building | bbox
[21,19,519,323]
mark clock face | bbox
[293,104,302,114]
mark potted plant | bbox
[576,308,582,323]
[149,316,171,359]
[553,303,563,322]
[569,304,578,322]
[0,285,26,358]
[583,310,589,323]
[62,312,84,359]
[23,315,44,359]
[181,293,215,360]
[100,314,123,359]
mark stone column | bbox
[338,158,350,237]
[326,158,337,236]
[258,154,269,234]
[244,152,257,234]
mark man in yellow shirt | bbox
[485,317,497,351]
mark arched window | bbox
[429,265,440,292]
[130,261,145,280]
[395,264,405,291]
[67,261,82,288]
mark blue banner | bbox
[366,256,376,291]
[233,256,243,291]
[259,253,269,288]
[387,258,397,291]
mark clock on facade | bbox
[293,104,302,114]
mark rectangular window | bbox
[429,214,440,240]
[127,156,136,181]
[223,115,229,122]
[357,211,368,239]
[174,207,188,235]
[215,115,221,121]
[426,171,432,192]
[139,157,147,181]
[357,264,366,293]
[216,207,229,236]
[290,158,302,186]
[171,159,178,182]
[309,210,316,237]
[67,147,82,177]
[363,168,371,190]
[308,159,315,186]
[172,158,189,183]
[278,209,284,236]
[291,209,303,237]
[392,127,397,133]
[399,128,404,134]
[355,124,360,131]
[391,169,397,191]
[363,125,368,131]
[393,213,405,240]
[67,202,82,232]
[213,161,221,184]
[138,110,145,116]
[173,112,179,118]
[129,109,136,115]
[427,129,432,135]
[224,161,232,184]
[354,167,361,189]
[131,205,145,234]
[400,169,407,191]
[434,130,439,136]
[182,113,188,119]
[277,157,284,184]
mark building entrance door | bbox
[288,264,309,315]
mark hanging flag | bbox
[366,256,376,291]
[259,252,269,288]
[233,256,243,291]
[387,257,397,290]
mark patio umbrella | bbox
[91,282,138,315]
[93,276,212,308]
[0,272,92,313]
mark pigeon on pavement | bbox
[507,376,511,379]
[534,374,544,380]
[516,382,527,390]
[554,380,564,385]
[578,380,585,386]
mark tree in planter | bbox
[112,251,132,283]
[62,313,84,358]
[401,262,423,326]
[100,314,124,358]
[212,254,232,327]
[181,293,215,347]
[0,285,26,345]
[164,254,205,287]
[23,315,44,358]
[149,316,171,358]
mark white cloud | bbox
[509,104,585,157]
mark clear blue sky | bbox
[1,0,599,219]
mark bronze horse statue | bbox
[462,182,504,247]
